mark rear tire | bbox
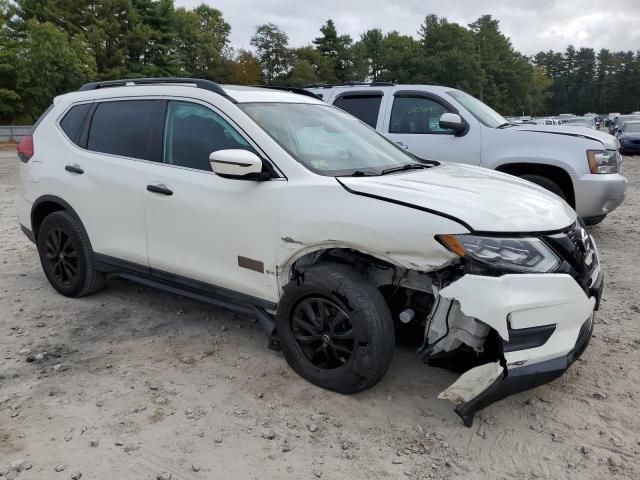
[519,174,567,201]
[36,211,104,297]
[276,263,394,394]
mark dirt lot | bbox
[1,150,639,480]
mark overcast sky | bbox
[176,0,640,55]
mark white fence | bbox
[0,126,32,142]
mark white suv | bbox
[307,83,626,225]
[15,78,603,426]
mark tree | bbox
[173,5,230,79]
[378,31,423,83]
[250,23,290,84]
[526,65,553,116]
[419,15,483,97]
[313,19,359,82]
[223,50,261,85]
[0,0,21,122]
[16,20,96,120]
[468,15,532,114]
[359,28,384,80]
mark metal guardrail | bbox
[0,125,32,142]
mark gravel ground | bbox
[0,150,639,480]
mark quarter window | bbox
[333,95,382,128]
[60,103,91,144]
[163,101,254,172]
[87,100,160,160]
[389,96,453,134]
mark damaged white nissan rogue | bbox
[15,78,603,426]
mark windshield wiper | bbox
[497,122,513,129]
[380,163,427,175]
[347,170,379,177]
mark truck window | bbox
[333,94,382,128]
[389,96,453,134]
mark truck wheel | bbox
[519,174,566,201]
[36,211,105,298]
[276,263,394,394]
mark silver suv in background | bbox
[307,83,626,226]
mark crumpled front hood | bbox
[512,124,619,150]
[339,163,577,233]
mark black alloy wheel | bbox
[291,297,355,370]
[44,228,79,285]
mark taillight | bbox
[17,135,34,163]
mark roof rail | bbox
[255,85,322,100]
[78,77,236,102]
[304,81,396,89]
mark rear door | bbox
[383,90,481,164]
[330,90,385,129]
[57,99,164,267]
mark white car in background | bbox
[15,77,603,426]
[307,83,626,226]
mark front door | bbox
[143,100,285,303]
[383,91,481,165]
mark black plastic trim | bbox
[20,225,35,243]
[333,90,384,100]
[337,179,473,232]
[79,77,237,103]
[31,195,83,239]
[94,253,277,313]
[503,323,556,352]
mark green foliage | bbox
[16,20,95,120]
[2,2,640,122]
[250,23,290,85]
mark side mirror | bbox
[209,149,267,180]
[439,113,467,135]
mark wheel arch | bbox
[495,162,575,208]
[31,195,83,241]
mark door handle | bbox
[146,184,173,196]
[65,164,84,174]
[396,142,409,149]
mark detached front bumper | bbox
[435,270,602,427]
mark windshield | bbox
[623,122,640,133]
[447,90,508,128]
[239,103,421,176]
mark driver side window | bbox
[389,96,453,134]
[163,101,254,172]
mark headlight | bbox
[437,234,561,273]
[587,149,620,174]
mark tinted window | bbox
[390,96,452,134]
[333,95,382,128]
[163,101,253,172]
[60,104,91,144]
[88,100,160,160]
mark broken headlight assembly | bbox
[587,149,620,174]
[437,234,561,274]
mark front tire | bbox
[36,211,104,297]
[276,263,395,394]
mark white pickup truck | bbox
[306,84,626,225]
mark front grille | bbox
[543,222,599,294]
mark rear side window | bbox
[87,100,160,160]
[333,95,382,128]
[60,104,91,144]
[163,101,254,172]
[390,96,452,134]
